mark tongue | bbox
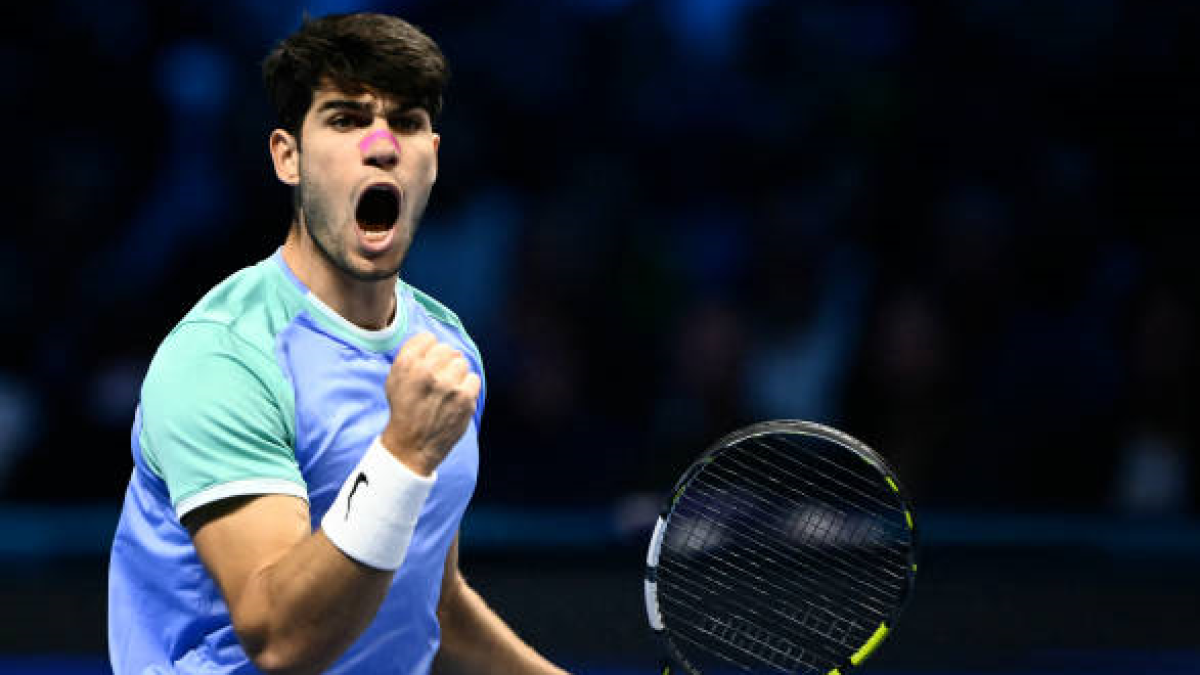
[357,188,399,231]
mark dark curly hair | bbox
[263,13,449,139]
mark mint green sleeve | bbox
[139,321,306,519]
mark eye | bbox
[329,114,365,130]
[393,114,425,133]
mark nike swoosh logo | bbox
[346,471,369,520]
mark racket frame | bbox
[644,420,919,675]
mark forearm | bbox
[434,576,570,675]
[235,530,392,675]
[190,494,395,675]
[230,433,442,672]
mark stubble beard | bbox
[296,164,408,283]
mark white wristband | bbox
[321,437,436,571]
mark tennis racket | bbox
[644,420,918,675]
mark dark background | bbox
[1,0,1198,672]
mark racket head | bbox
[644,420,918,675]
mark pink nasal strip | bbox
[359,129,401,155]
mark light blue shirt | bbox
[109,251,483,674]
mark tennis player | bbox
[108,13,570,675]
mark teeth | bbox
[360,228,391,242]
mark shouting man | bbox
[109,13,571,675]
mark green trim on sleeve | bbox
[139,321,304,514]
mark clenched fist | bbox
[380,332,481,476]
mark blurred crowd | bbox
[0,0,1196,516]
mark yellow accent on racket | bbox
[850,622,890,666]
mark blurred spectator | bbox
[844,284,957,505]
[0,374,41,488]
[1112,286,1198,516]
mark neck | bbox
[281,226,396,331]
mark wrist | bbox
[379,429,438,477]
[321,437,437,570]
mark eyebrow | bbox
[316,99,375,115]
[316,99,425,117]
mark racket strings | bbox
[660,525,886,671]
[664,488,896,632]
[731,439,910,551]
[659,556,856,664]
[661,521,884,631]
[747,439,912,544]
[687,460,910,586]
[672,475,902,600]
[728,442,912,560]
[669,611,829,674]
[770,434,903,510]
[701,451,912,560]
[656,434,914,675]
[662,564,859,667]
[660,541,880,669]
[667,620,764,672]
[718,439,912,579]
[659,562,849,670]
[671,479,905,605]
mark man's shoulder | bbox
[400,281,481,362]
[137,257,301,487]
[403,282,464,331]
[164,255,305,360]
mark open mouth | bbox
[355,184,402,232]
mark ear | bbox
[430,133,440,183]
[269,129,300,186]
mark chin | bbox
[356,247,409,280]
[348,258,403,282]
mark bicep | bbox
[145,327,313,628]
[188,494,311,620]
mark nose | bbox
[359,127,401,170]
